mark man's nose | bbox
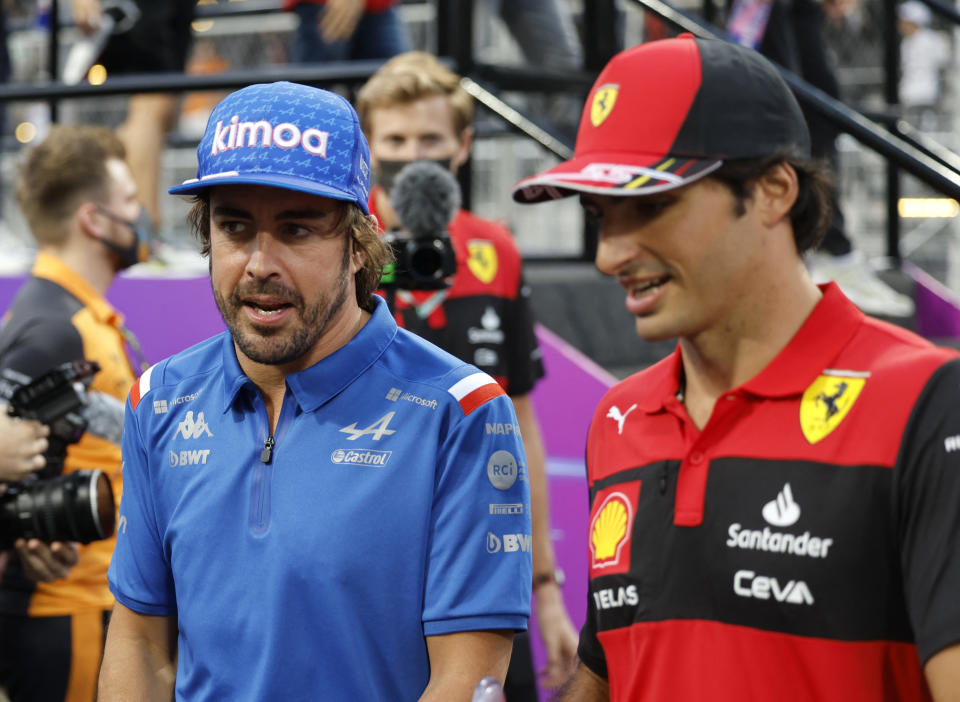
[244,231,283,278]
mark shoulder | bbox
[129,333,228,413]
[377,328,508,416]
[846,316,958,387]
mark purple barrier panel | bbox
[529,324,617,696]
[0,273,225,370]
[904,261,960,340]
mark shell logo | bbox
[590,492,632,568]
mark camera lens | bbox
[0,470,116,549]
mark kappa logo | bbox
[339,412,397,441]
[800,370,869,444]
[211,115,329,158]
[169,449,211,467]
[590,83,619,127]
[734,570,815,605]
[153,399,168,415]
[606,404,637,435]
[762,483,801,527]
[173,411,214,440]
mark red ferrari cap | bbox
[511,35,810,203]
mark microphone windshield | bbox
[389,161,461,238]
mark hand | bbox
[14,539,79,582]
[0,414,49,482]
[71,0,104,34]
[535,584,579,689]
[319,0,365,43]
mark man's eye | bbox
[281,223,312,238]
[217,221,247,236]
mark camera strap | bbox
[396,290,449,321]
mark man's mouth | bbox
[630,274,671,296]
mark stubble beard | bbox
[214,241,353,366]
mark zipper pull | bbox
[659,463,668,495]
[260,436,275,463]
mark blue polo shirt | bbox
[109,296,531,701]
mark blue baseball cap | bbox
[169,81,371,214]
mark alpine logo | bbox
[734,570,815,605]
[330,448,392,467]
[762,483,801,527]
[339,412,397,441]
[173,411,214,440]
[211,115,329,158]
[169,449,211,467]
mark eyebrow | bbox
[211,206,334,220]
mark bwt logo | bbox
[211,115,329,158]
[169,449,211,467]
[330,448,392,467]
[486,532,532,554]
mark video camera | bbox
[379,160,459,291]
[0,360,116,549]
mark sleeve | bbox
[107,389,176,616]
[578,425,609,678]
[896,358,960,662]
[504,271,545,397]
[0,318,84,380]
[421,391,532,635]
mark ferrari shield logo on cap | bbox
[590,84,619,127]
[799,371,868,444]
[467,240,498,284]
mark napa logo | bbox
[800,370,868,444]
[590,492,632,569]
[591,84,619,127]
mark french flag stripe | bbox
[129,364,155,412]
[448,372,505,415]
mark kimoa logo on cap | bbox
[211,115,329,158]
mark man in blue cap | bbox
[98,81,532,701]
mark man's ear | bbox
[76,202,106,239]
[754,162,799,227]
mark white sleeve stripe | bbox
[447,372,497,401]
[139,364,155,397]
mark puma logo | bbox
[606,404,637,435]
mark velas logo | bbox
[211,115,330,158]
[588,480,641,577]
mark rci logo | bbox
[169,449,211,467]
[487,450,519,490]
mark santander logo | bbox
[211,115,329,158]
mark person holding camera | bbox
[98,81,531,701]
[0,415,78,585]
[356,52,579,698]
[0,125,147,702]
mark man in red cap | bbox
[513,35,960,701]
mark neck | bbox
[238,305,371,431]
[374,188,399,230]
[679,256,821,428]
[40,242,116,297]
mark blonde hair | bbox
[355,51,473,136]
[16,125,126,245]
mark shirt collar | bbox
[636,282,863,413]
[220,295,397,412]
[32,251,123,326]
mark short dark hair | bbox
[187,195,393,311]
[711,153,834,254]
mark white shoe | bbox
[807,251,915,318]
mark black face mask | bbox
[375,158,454,196]
[96,207,153,270]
